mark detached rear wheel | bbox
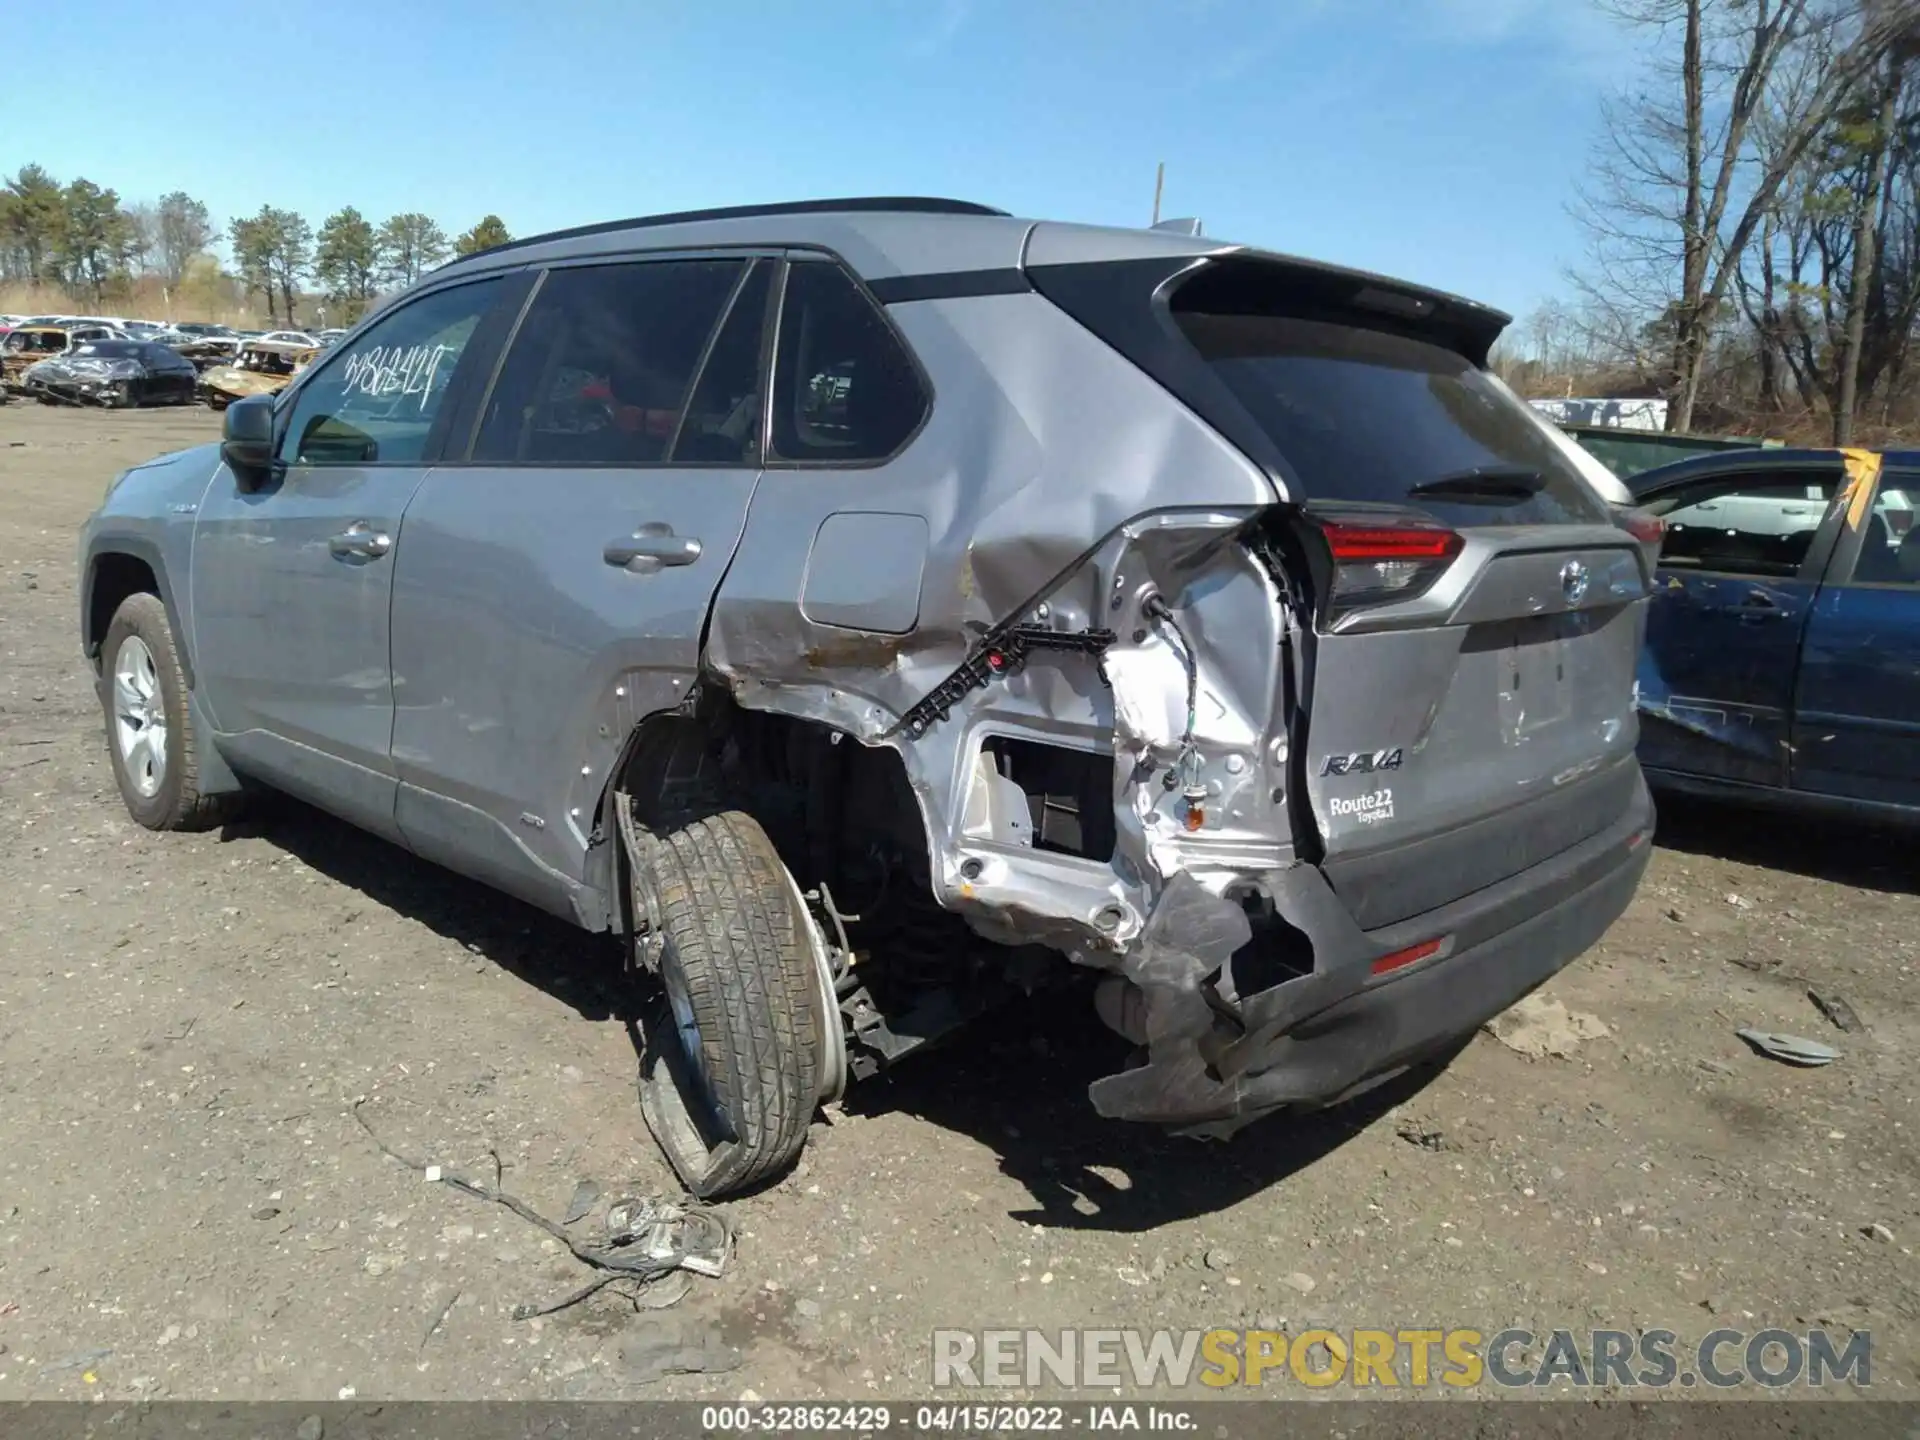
[100,593,234,831]
[629,808,827,1198]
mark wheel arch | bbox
[82,537,194,688]
[582,687,939,936]
[583,705,722,933]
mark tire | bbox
[630,808,826,1198]
[99,593,236,832]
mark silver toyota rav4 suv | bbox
[79,197,1655,1197]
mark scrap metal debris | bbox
[351,1098,732,1318]
[1808,989,1864,1034]
[1484,994,1612,1059]
[562,1178,601,1225]
[44,1348,112,1373]
[1735,1028,1840,1067]
[618,1314,743,1385]
[420,1288,460,1348]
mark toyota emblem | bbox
[1559,559,1590,605]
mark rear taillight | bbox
[1610,503,1666,566]
[1618,508,1664,546]
[1316,519,1463,608]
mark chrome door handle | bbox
[604,524,702,570]
[329,521,391,559]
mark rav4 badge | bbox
[1320,749,1404,777]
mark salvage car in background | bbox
[167,334,242,373]
[197,339,315,408]
[2,323,128,393]
[20,339,199,407]
[1631,446,1920,820]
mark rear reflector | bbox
[1315,519,1463,609]
[1370,937,1444,977]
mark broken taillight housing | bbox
[1314,518,1464,609]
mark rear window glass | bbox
[74,341,140,358]
[1173,313,1609,527]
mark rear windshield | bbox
[1174,313,1609,528]
[73,341,140,358]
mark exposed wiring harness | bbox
[1143,594,1204,799]
[352,1098,732,1319]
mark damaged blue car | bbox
[1630,445,1920,820]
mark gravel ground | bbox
[0,405,1916,1404]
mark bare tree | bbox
[1834,19,1919,440]
[1575,0,1906,431]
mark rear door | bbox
[1632,465,1845,786]
[1791,459,1920,807]
[385,254,771,914]
[1168,304,1651,929]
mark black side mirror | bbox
[221,394,277,491]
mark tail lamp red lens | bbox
[1314,520,1463,607]
[1618,508,1665,546]
[1319,522,1464,562]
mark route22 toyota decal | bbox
[1329,788,1394,826]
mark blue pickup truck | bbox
[1628,446,1920,821]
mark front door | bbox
[1634,466,1845,786]
[1792,462,1920,807]
[190,275,511,838]
[386,256,772,914]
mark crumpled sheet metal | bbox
[1085,861,1384,1132]
[1086,870,1251,1126]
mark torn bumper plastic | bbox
[1087,770,1655,1134]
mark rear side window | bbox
[1174,312,1610,527]
[771,260,927,463]
[670,260,771,465]
[472,258,743,466]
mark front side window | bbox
[470,258,745,466]
[279,277,502,467]
[770,260,928,463]
[1647,476,1838,578]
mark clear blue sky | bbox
[4,0,1651,323]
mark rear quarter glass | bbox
[1174,312,1611,529]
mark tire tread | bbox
[635,807,822,1196]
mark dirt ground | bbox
[1,404,1917,1405]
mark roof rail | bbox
[442,196,1010,268]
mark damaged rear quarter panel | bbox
[702,288,1287,942]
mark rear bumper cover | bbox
[1088,763,1654,1132]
